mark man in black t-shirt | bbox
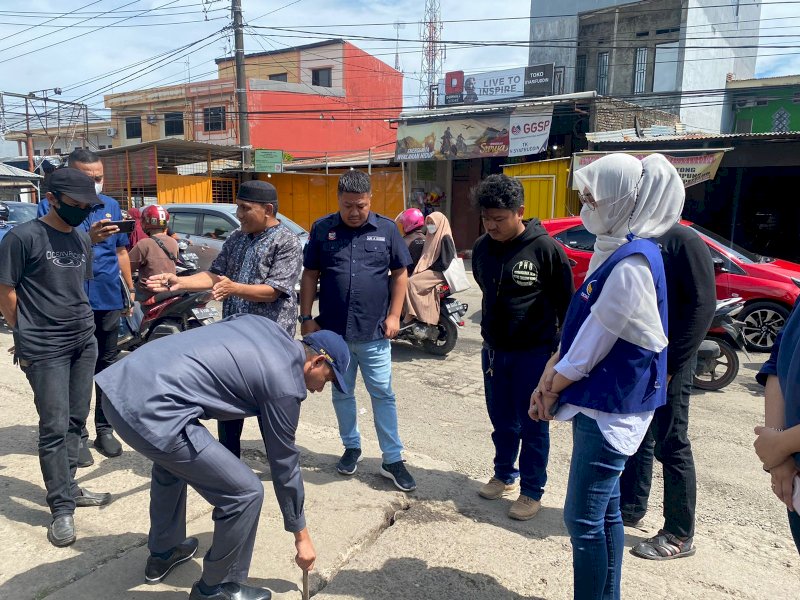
[0,168,114,548]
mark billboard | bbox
[437,64,555,106]
[508,108,553,157]
[572,151,727,188]
[395,116,509,161]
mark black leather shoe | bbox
[48,515,76,547]
[74,488,112,507]
[145,537,199,584]
[94,432,123,457]
[77,438,94,468]
[189,581,272,600]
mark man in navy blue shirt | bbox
[299,170,417,492]
[38,149,134,464]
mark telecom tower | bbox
[418,0,443,108]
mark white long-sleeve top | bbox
[554,254,668,456]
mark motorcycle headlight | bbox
[792,277,800,289]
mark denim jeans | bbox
[22,338,98,517]
[331,339,403,464]
[619,361,696,537]
[482,347,550,500]
[564,413,629,600]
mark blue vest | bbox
[558,239,668,414]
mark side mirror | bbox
[712,257,728,274]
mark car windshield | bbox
[214,203,307,237]
[3,203,37,224]
[689,223,763,264]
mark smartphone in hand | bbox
[105,220,136,234]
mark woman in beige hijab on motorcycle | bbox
[403,212,456,334]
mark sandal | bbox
[630,530,696,561]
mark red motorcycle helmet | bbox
[395,207,424,235]
[140,204,170,230]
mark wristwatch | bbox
[298,314,314,324]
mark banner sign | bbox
[254,149,283,173]
[437,64,554,106]
[508,108,553,157]
[571,151,726,188]
[396,116,509,161]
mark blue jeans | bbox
[21,338,98,517]
[331,339,404,464]
[482,347,550,500]
[564,413,629,600]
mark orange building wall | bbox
[247,43,402,159]
[258,169,403,232]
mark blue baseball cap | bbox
[302,330,351,394]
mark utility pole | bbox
[24,97,34,172]
[232,0,251,170]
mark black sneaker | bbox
[336,447,362,475]
[380,460,417,492]
[145,537,199,584]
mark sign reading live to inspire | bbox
[437,64,555,106]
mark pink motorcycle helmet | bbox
[395,207,425,235]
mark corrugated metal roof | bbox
[394,91,598,122]
[587,130,800,143]
[0,163,43,180]
[284,150,397,171]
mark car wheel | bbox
[739,301,790,352]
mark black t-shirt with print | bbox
[0,219,95,360]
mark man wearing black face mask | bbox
[0,168,114,548]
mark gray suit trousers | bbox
[103,397,264,585]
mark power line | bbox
[0,0,191,65]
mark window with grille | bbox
[773,108,790,133]
[575,55,587,92]
[203,107,226,132]
[125,117,142,139]
[634,48,648,94]
[212,179,236,204]
[597,53,609,95]
[164,112,184,136]
[312,68,332,87]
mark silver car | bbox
[164,203,309,273]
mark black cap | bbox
[49,168,103,206]
[237,180,278,204]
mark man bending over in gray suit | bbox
[95,313,350,600]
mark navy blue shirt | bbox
[38,194,129,311]
[303,212,411,342]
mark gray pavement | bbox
[0,269,798,599]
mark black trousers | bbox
[619,361,697,538]
[218,418,266,459]
[22,339,98,516]
[82,309,122,441]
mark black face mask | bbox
[54,200,92,227]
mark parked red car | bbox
[541,216,800,352]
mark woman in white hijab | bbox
[530,153,684,600]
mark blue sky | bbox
[0,0,797,155]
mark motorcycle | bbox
[693,298,749,391]
[395,284,468,356]
[118,238,218,350]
